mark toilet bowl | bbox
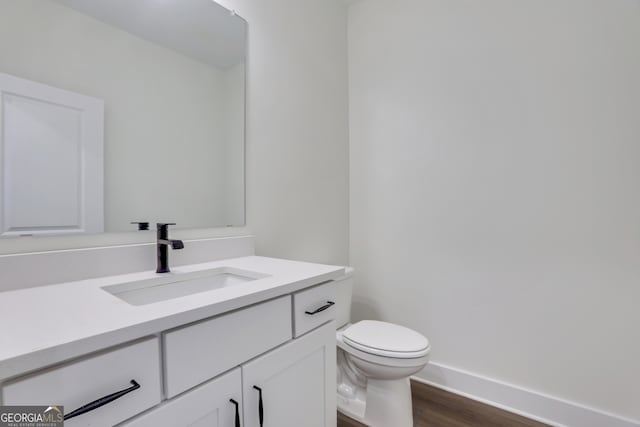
[334,269,430,427]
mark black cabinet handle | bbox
[253,386,264,427]
[305,301,335,315]
[230,399,240,427]
[64,380,140,421]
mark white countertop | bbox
[0,256,345,380]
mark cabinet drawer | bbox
[123,368,241,427]
[293,281,338,337]
[164,296,292,398]
[2,338,161,427]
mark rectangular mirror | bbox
[0,0,246,236]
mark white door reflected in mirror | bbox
[0,73,104,237]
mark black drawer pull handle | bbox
[63,379,140,421]
[230,399,240,427]
[253,386,264,427]
[305,301,335,315]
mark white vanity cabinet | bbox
[0,273,341,427]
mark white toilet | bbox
[334,268,430,427]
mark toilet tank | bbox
[334,267,354,329]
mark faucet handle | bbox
[131,222,149,231]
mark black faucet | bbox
[156,223,184,273]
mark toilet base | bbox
[337,393,367,424]
[337,377,414,427]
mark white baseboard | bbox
[413,362,639,427]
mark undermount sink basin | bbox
[102,267,269,306]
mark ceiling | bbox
[55,0,246,69]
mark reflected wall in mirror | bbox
[0,0,246,236]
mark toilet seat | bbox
[342,320,430,359]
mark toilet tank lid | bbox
[336,266,354,280]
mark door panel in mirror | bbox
[0,73,104,237]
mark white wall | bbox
[349,0,640,422]
[222,63,246,224]
[0,0,241,232]
[0,0,350,266]
[216,0,350,265]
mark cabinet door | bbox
[122,368,242,427]
[242,322,336,427]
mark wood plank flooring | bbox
[337,380,550,427]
